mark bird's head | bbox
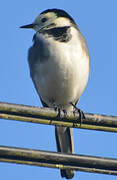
[20,9,77,32]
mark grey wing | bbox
[28,34,40,77]
[79,30,90,61]
[28,34,42,99]
[28,33,50,77]
[28,34,50,102]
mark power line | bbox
[0,101,117,132]
[0,101,117,176]
[0,146,117,176]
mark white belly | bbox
[32,28,89,109]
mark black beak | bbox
[20,23,34,29]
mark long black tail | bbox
[55,126,74,179]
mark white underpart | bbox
[33,27,89,110]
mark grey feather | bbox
[55,126,74,179]
[28,34,49,77]
[40,99,74,179]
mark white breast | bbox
[32,27,90,110]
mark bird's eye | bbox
[41,18,47,23]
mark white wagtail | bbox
[20,9,90,179]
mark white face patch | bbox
[54,17,71,27]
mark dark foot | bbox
[63,109,67,118]
[77,108,85,125]
[54,107,68,120]
[54,106,59,112]
[54,107,62,120]
[57,108,68,120]
[48,106,62,123]
[70,102,85,126]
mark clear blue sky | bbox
[0,0,117,180]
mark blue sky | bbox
[0,0,117,180]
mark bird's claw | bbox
[70,102,85,126]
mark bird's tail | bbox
[55,126,74,179]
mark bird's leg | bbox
[63,109,67,118]
[56,108,68,120]
[49,100,63,120]
[50,101,68,120]
[50,100,58,111]
[70,102,85,126]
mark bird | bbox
[20,8,90,179]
